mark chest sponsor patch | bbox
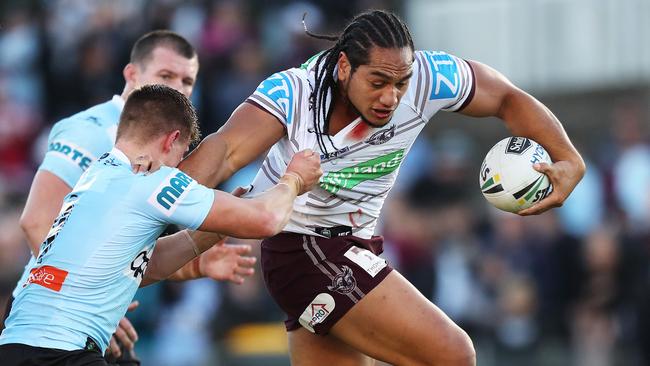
[344,246,387,278]
[25,265,69,292]
[319,149,405,194]
[299,293,336,333]
[147,170,196,216]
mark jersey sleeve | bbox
[246,71,296,127]
[144,168,215,230]
[39,120,108,188]
[414,51,475,120]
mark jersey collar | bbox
[109,147,131,165]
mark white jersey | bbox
[246,50,475,239]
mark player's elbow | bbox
[19,210,36,235]
[19,210,41,242]
[575,154,587,179]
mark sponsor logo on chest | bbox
[319,149,405,194]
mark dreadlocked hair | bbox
[303,10,414,154]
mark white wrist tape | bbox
[181,230,201,257]
[160,230,199,257]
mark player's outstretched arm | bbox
[141,149,321,287]
[198,149,322,237]
[141,229,256,287]
[141,230,229,287]
[460,60,586,215]
[178,102,286,187]
[19,170,72,255]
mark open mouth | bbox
[372,109,393,119]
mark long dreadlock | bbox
[302,10,414,154]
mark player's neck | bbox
[121,83,137,101]
[327,90,360,135]
[115,140,162,166]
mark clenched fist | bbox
[284,149,323,195]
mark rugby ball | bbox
[479,137,553,213]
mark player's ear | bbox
[337,51,351,82]
[162,130,181,152]
[123,63,137,86]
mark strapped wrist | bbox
[280,173,303,194]
[181,230,201,258]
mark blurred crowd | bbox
[1,1,649,365]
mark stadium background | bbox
[1,0,649,365]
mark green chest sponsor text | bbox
[319,149,405,194]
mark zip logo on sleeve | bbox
[424,51,460,100]
[48,140,96,171]
[148,170,196,216]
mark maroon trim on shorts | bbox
[261,232,393,335]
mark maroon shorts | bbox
[261,232,393,335]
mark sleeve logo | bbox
[147,171,196,216]
[48,140,96,171]
[255,72,294,124]
[425,51,460,100]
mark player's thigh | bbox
[330,270,476,366]
[288,327,374,366]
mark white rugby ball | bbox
[479,137,553,213]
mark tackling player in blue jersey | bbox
[0,84,322,365]
[5,30,256,362]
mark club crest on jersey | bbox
[147,170,196,216]
[365,125,395,146]
[98,153,120,167]
[327,265,357,294]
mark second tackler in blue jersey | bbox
[12,96,124,299]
